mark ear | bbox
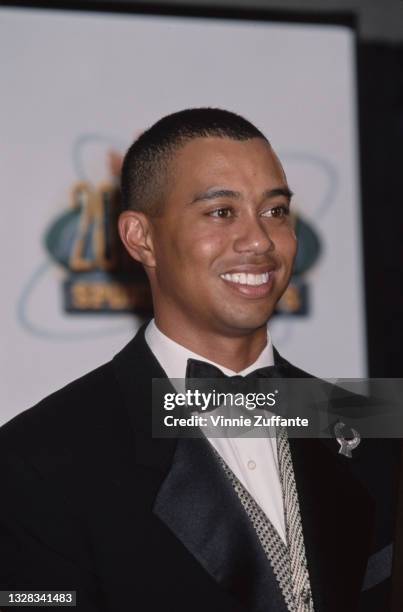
[118,210,156,268]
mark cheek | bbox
[184,228,227,269]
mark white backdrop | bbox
[0,7,366,425]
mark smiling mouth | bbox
[220,272,270,286]
[219,271,274,298]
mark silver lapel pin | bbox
[334,421,361,458]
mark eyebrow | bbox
[190,186,293,204]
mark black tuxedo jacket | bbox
[0,324,399,611]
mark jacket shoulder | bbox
[0,360,124,456]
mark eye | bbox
[208,207,234,219]
[262,205,290,219]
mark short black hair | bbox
[120,107,268,215]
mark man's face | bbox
[148,136,297,337]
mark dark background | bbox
[2,0,402,377]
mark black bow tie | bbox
[185,359,285,416]
[186,358,283,380]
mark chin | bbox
[220,308,275,334]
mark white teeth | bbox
[220,272,270,286]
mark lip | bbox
[219,270,275,298]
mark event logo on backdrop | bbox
[44,143,152,315]
[42,135,321,317]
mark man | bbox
[0,108,398,611]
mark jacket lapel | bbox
[154,436,288,612]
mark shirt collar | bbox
[144,318,274,379]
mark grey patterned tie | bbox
[276,425,314,611]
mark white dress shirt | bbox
[145,319,286,543]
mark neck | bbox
[153,316,268,373]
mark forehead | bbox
[169,137,286,192]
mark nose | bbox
[233,213,274,255]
